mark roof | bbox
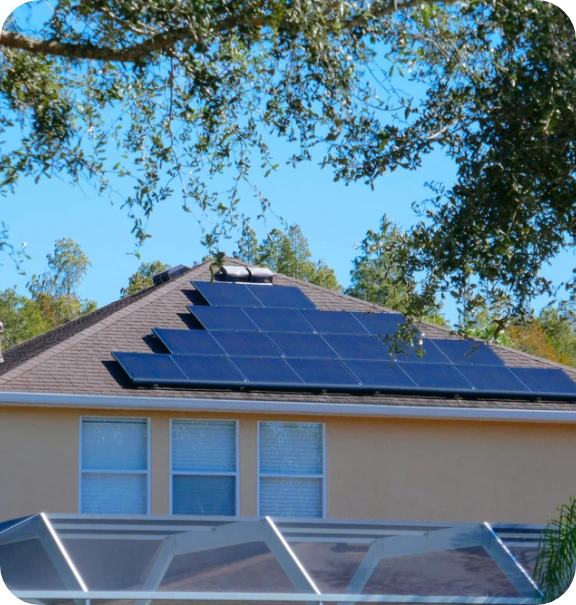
[1,257,575,412]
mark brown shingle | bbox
[0,257,575,411]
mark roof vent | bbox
[152,264,190,286]
[248,266,275,283]
[219,265,250,281]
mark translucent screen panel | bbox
[323,334,390,360]
[299,310,369,334]
[268,332,338,359]
[432,339,506,366]
[192,281,263,307]
[402,362,473,390]
[187,306,260,331]
[231,356,304,384]
[345,360,416,388]
[247,285,317,309]
[212,332,282,357]
[456,365,531,393]
[288,358,360,386]
[243,308,314,333]
[113,352,187,384]
[159,542,298,592]
[153,328,225,355]
[173,355,246,384]
[510,367,576,394]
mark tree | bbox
[234,222,340,290]
[0,239,97,347]
[533,497,576,602]
[346,216,445,324]
[1,0,574,326]
[121,260,170,297]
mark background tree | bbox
[0,0,574,329]
[121,260,170,297]
[234,222,340,291]
[346,215,446,324]
[0,238,97,347]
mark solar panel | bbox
[153,329,225,356]
[243,308,314,333]
[188,306,260,331]
[287,358,360,386]
[344,360,416,388]
[391,339,449,363]
[192,281,262,307]
[432,339,505,366]
[402,362,473,391]
[323,334,390,360]
[456,365,530,393]
[231,356,304,384]
[247,285,317,309]
[510,368,576,395]
[352,312,410,337]
[212,332,282,357]
[268,332,338,358]
[299,310,369,334]
[173,355,246,384]
[112,352,187,384]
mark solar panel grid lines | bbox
[153,328,226,356]
[187,306,260,331]
[432,339,506,366]
[299,310,370,335]
[212,331,284,358]
[510,367,576,394]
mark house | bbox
[0,257,575,528]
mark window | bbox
[258,422,325,518]
[171,420,238,515]
[80,417,149,514]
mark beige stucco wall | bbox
[0,406,574,524]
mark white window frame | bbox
[257,421,327,518]
[79,416,151,514]
[169,418,240,517]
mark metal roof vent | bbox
[248,266,275,283]
[152,264,190,286]
[219,265,250,281]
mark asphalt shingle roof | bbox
[1,258,575,411]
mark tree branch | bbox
[0,0,458,63]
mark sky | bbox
[1,2,574,325]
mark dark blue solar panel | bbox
[323,334,390,361]
[192,281,262,307]
[247,285,316,309]
[212,332,282,357]
[299,310,369,334]
[113,352,187,384]
[243,308,314,333]
[231,357,304,384]
[268,332,338,358]
[188,306,260,331]
[344,360,416,388]
[510,368,576,395]
[391,339,449,363]
[456,365,530,393]
[432,339,505,366]
[153,329,225,355]
[173,355,245,383]
[402,362,473,391]
[288,358,360,386]
[352,312,410,337]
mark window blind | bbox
[171,420,237,515]
[81,418,148,514]
[259,422,324,518]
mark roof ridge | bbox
[0,261,211,384]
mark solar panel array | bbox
[113,281,576,398]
